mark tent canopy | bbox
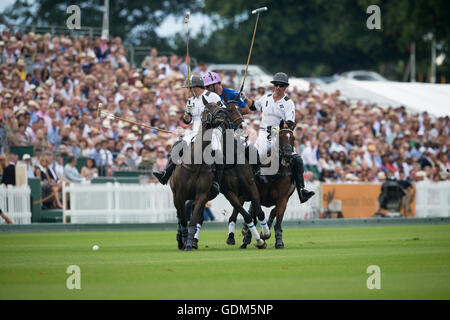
[321,79,450,118]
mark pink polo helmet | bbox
[202,71,221,87]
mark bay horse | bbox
[217,96,270,248]
[228,121,297,249]
[171,99,268,250]
[170,100,226,251]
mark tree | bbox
[1,0,202,46]
[201,0,449,79]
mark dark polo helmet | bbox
[270,72,289,85]
[182,75,204,88]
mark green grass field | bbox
[1,224,449,299]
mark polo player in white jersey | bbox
[249,72,315,204]
[153,75,225,197]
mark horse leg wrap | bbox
[243,228,253,245]
[228,221,236,235]
[194,223,202,240]
[185,226,196,248]
[247,222,261,241]
[259,218,270,237]
[176,223,183,250]
[275,228,284,247]
[181,225,188,246]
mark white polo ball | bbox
[92,245,99,251]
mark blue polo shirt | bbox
[220,87,247,108]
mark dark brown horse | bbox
[171,99,268,250]
[217,96,270,248]
[228,121,297,249]
[170,101,226,251]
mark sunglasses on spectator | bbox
[273,83,287,88]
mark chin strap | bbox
[190,87,198,99]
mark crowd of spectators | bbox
[0,28,449,199]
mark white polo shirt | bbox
[254,93,295,129]
[185,90,223,133]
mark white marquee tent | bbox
[321,79,450,118]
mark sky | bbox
[0,0,211,38]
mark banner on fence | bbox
[322,183,416,218]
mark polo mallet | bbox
[238,6,268,97]
[96,103,172,134]
[184,11,191,94]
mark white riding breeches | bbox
[183,128,222,151]
[254,128,297,162]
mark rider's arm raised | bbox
[250,96,263,112]
[183,99,193,124]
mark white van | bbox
[206,64,310,91]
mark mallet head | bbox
[252,7,267,14]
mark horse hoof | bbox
[193,239,198,250]
[226,235,235,245]
[240,244,247,249]
[260,231,271,240]
[184,246,193,251]
[275,243,285,249]
[255,239,267,249]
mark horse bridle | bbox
[201,103,229,128]
[278,128,295,166]
[224,99,244,128]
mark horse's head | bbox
[223,93,244,129]
[201,95,229,129]
[278,119,295,167]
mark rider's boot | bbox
[153,157,175,185]
[291,154,315,203]
[153,140,185,185]
[245,144,268,184]
[209,163,224,200]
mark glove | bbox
[235,123,248,138]
[185,104,192,115]
[239,92,248,103]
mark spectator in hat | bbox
[121,132,140,157]
[114,154,130,171]
[363,144,382,169]
[16,59,26,80]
